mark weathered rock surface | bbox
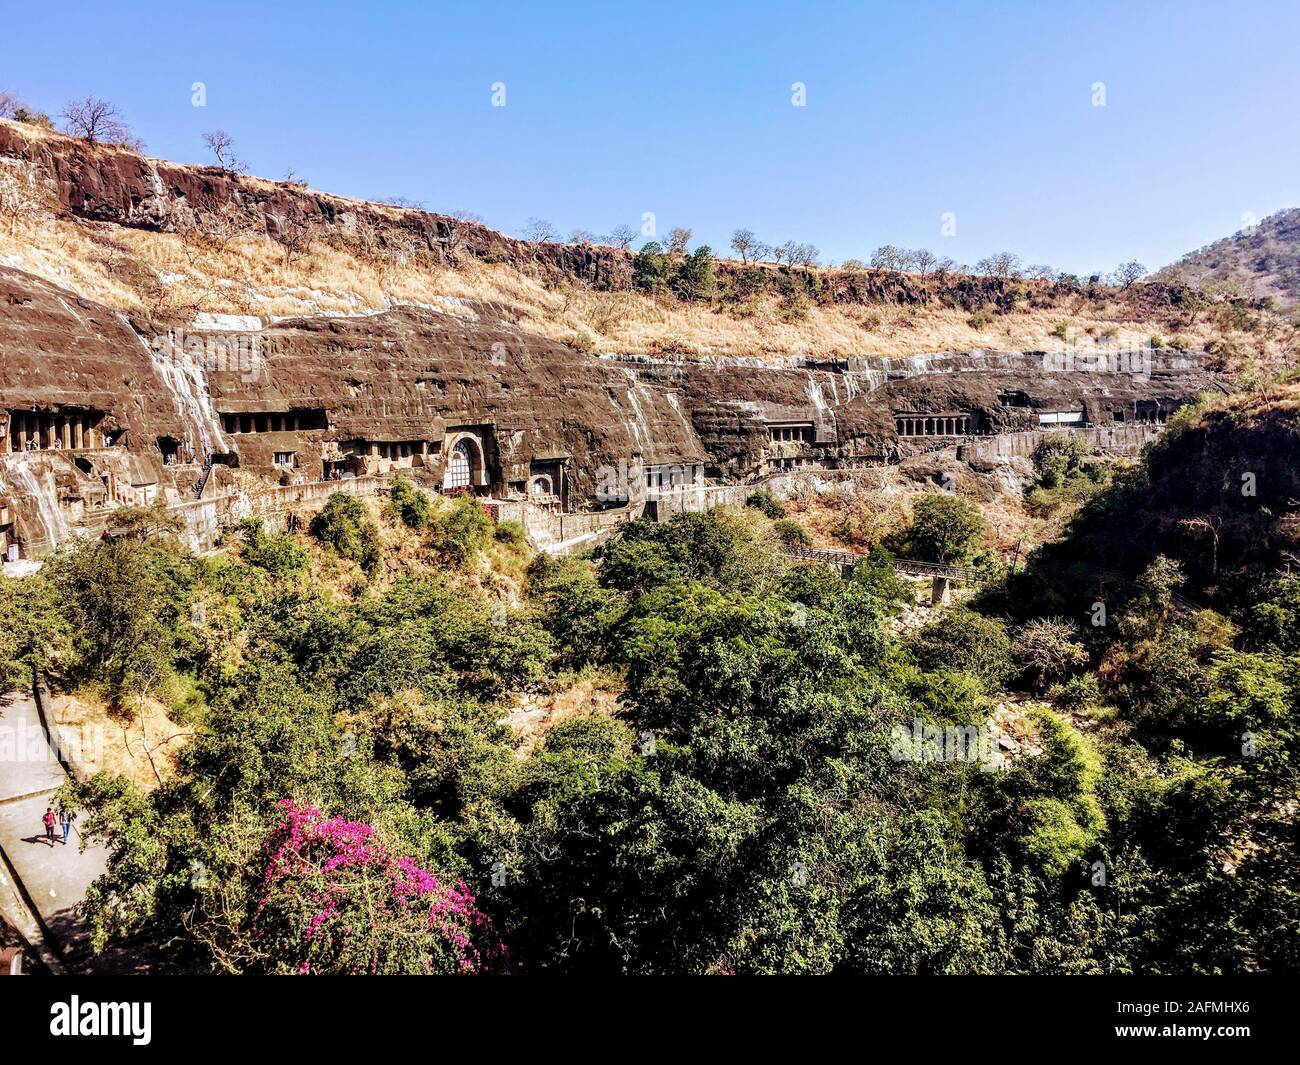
[0,119,1168,311]
[0,121,1228,560]
[0,256,1224,560]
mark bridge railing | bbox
[781,545,990,584]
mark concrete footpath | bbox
[0,687,109,972]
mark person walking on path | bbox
[41,807,56,846]
[60,809,76,846]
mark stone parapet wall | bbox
[170,475,389,553]
[959,424,1159,462]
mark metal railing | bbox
[781,545,990,584]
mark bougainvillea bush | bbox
[254,800,499,975]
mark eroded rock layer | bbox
[0,264,1221,560]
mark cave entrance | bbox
[444,438,480,490]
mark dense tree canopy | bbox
[2,485,1287,975]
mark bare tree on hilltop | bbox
[61,96,138,147]
[976,251,1023,278]
[1111,260,1147,289]
[522,217,559,244]
[912,248,938,277]
[665,226,692,256]
[0,90,27,119]
[203,130,248,174]
[730,228,770,264]
[605,224,636,250]
[791,242,819,267]
[773,240,799,265]
[870,245,913,271]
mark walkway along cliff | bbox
[0,262,1223,561]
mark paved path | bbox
[0,687,108,972]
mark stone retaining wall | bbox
[171,475,389,553]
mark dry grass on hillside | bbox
[783,458,1057,559]
[504,670,625,756]
[2,209,1279,362]
[51,690,189,790]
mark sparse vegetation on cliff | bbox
[1,117,1294,368]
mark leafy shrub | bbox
[1026,435,1107,516]
[1049,672,1102,712]
[967,309,993,330]
[1006,708,1105,876]
[1243,576,1300,654]
[746,489,786,519]
[772,519,812,547]
[429,495,493,566]
[494,520,527,548]
[388,475,431,530]
[911,609,1014,690]
[238,518,309,578]
[310,493,381,574]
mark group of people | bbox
[40,806,76,847]
[22,436,62,451]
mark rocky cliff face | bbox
[0,119,1104,311]
[0,121,1230,561]
[0,256,1225,559]
[0,120,631,290]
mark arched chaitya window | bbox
[444,436,484,490]
[444,441,472,489]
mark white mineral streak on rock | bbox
[0,456,71,552]
[120,314,228,461]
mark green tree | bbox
[672,245,716,301]
[745,489,786,519]
[428,495,493,566]
[237,519,309,579]
[773,519,812,547]
[310,493,381,574]
[632,241,671,293]
[903,494,986,564]
[911,609,1014,690]
[0,573,72,689]
[49,536,184,703]
[388,474,431,530]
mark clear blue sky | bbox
[3,0,1297,275]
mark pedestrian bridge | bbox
[781,544,990,584]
